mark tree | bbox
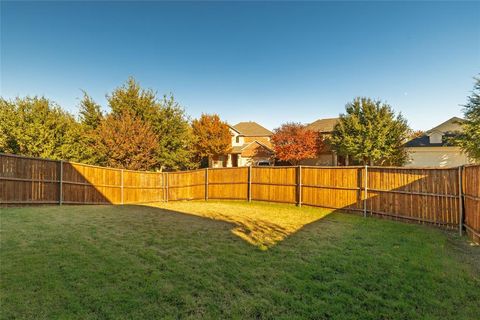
[330,97,410,166]
[94,112,158,170]
[75,92,106,164]
[456,77,480,161]
[191,114,231,162]
[407,130,425,140]
[0,96,84,161]
[79,91,103,129]
[271,123,320,165]
[154,95,196,170]
[108,77,158,118]
[0,99,16,153]
[107,77,194,170]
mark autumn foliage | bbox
[271,123,320,165]
[95,112,158,170]
[191,114,232,159]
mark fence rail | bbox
[1,153,478,243]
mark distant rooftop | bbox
[405,117,464,148]
[232,121,273,136]
[306,118,339,133]
[426,117,464,134]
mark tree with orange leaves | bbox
[272,122,321,165]
[94,112,158,170]
[191,114,231,163]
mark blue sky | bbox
[1,1,479,130]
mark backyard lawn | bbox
[1,201,479,319]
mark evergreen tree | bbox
[0,96,83,160]
[0,99,17,153]
[330,97,410,166]
[108,77,157,118]
[79,91,103,129]
[155,95,196,170]
[76,92,105,164]
[456,77,480,161]
[106,77,194,170]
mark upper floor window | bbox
[236,136,240,144]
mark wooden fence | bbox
[464,165,480,243]
[1,153,478,243]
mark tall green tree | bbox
[79,91,103,129]
[154,95,196,170]
[76,92,105,164]
[456,77,480,161]
[0,99,17,153]
[330,97,410,166]
[107,77,194,170]
[0,96,84,161]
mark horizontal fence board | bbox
[1,153,478,243]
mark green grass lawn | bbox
[1,201,479,319]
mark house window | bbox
[236,136,240,144]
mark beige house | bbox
[300,117,350,166]
[405,117,472,167]
[210,122,274,168]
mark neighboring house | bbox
[404,117,471,167]
[210,121,274,168]
[300,117,349,166]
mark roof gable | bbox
[427,117,464,135]
[241,141,274,157]
[233,122,273,136]
[230,140,274,154]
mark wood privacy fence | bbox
[1,153,479,243]
[463,165,480,243]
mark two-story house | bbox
[404,117,472,167]
[210,121,275,168]
[299,117,352,166]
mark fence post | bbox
[297,165,302,207]
[165,172,169,202]
[120,169,124,205]
[363,165,368,217]
[458,166,464,236]
[59,160,63,205]
[205,168,209,201]
[248,166,252,202]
